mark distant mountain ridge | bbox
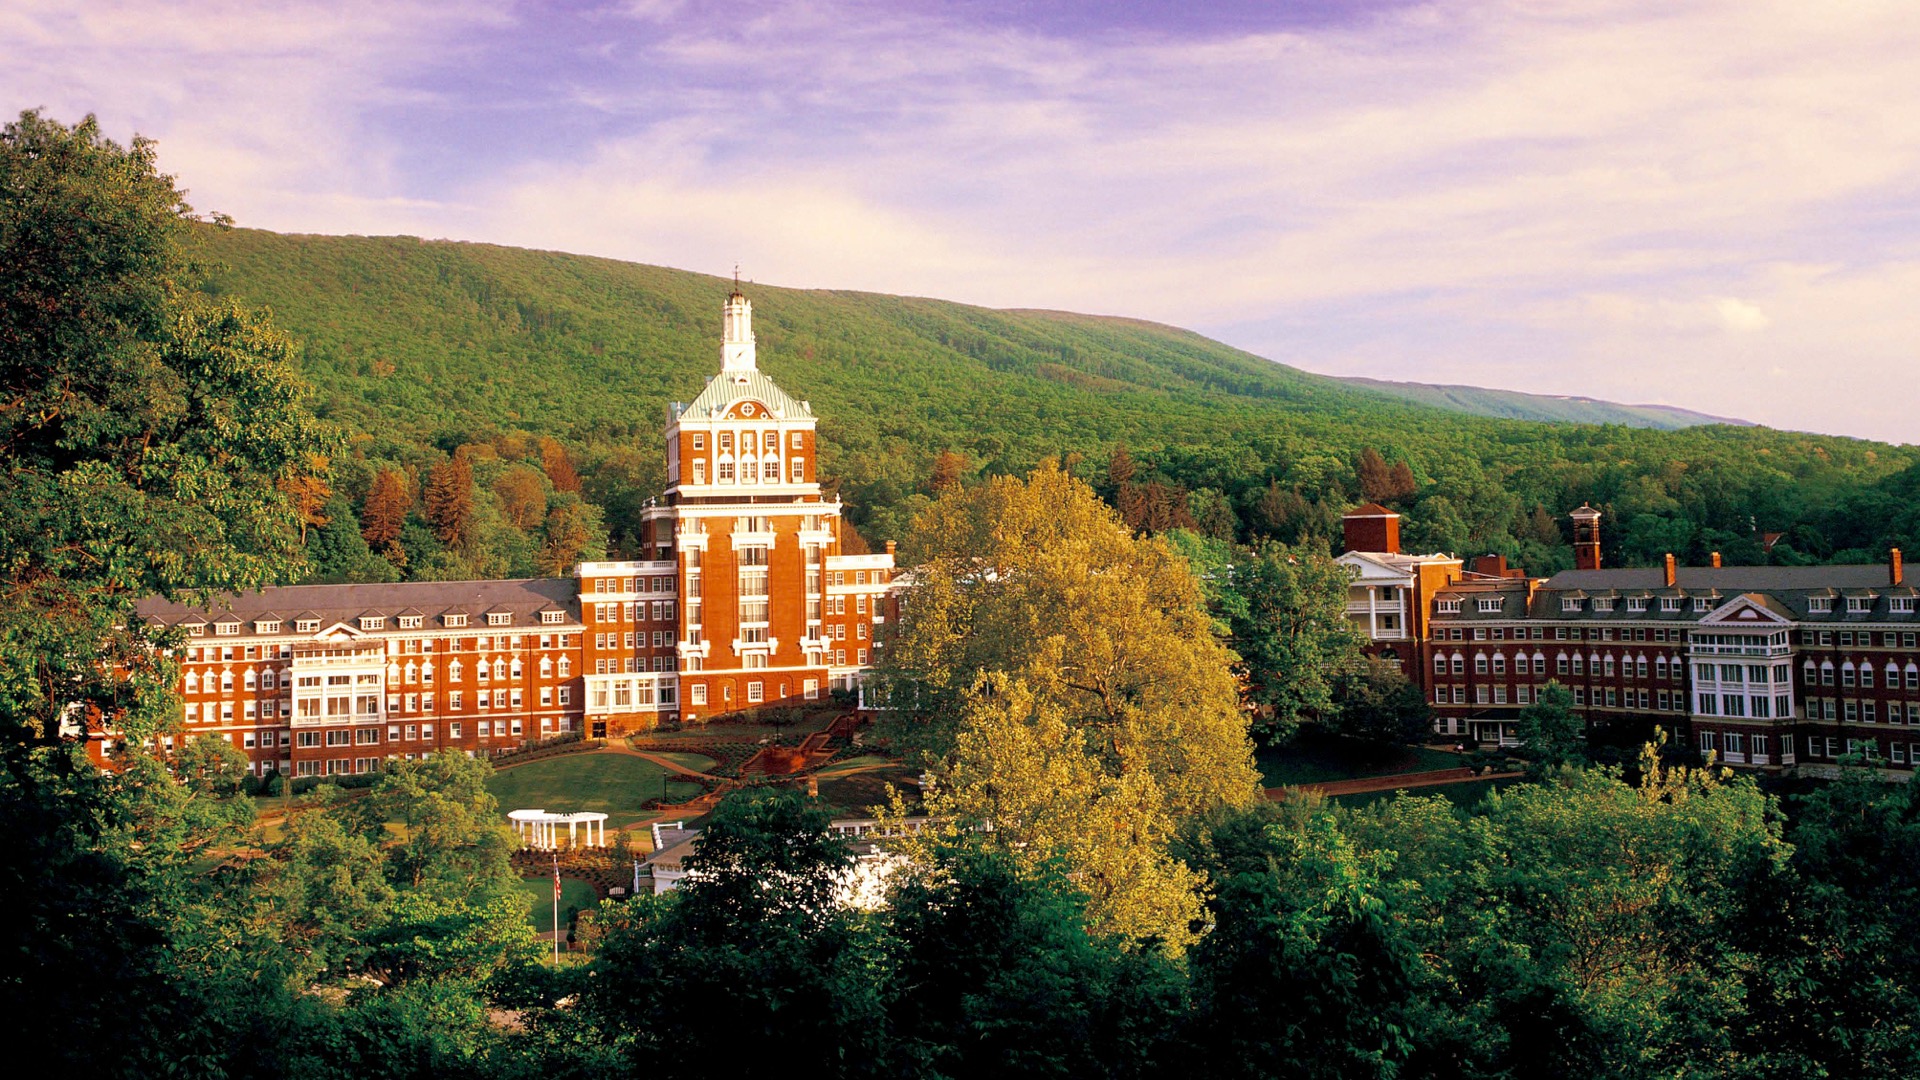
[1333,376,1753,430]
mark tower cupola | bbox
[721,276,756,374]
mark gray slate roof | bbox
[1517,564,1915,623]
[138,578,581,634]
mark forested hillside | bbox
[190,226,1920,581]
[1334,376,1753,429]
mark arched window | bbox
[1434,654,1447,674]
[558,657,571,678]
[405,662,417,683]
[221,671,233,691]
[184,671,199,693]
[1492,653,1506,675]
[510,658,523,679]
[243,669,256,691]
[539,656,553,676]
[478,659,491,681]
[449,660,462,682]
[1533,652,1546,675]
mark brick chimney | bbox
[1663,553,1676,588]
[885,540,897,557]
[1473,554,1509,578]
[1893,547,1905,586]
[1570,504,1602,571]
[1342,504,1401,554]
[1710,551,1722,569]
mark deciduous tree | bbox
[879,463,1258,945]
[539,435,581,493]
[493,463,549,530]
[423,450,475,549]
[928,448,969,493]
[360,467,412,551]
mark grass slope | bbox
[485,751,699,827]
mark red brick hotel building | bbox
[133,288,897,778]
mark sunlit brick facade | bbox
[1341,504,1920,775]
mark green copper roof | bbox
[673,370,813,422]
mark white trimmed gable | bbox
[1700,594,1793,627]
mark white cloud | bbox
[1712,298,1771,334]
[6,0,1919,441]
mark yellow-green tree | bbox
[880,462,1259,946]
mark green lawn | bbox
[486,752,702,827]
[517,876,600,934]
[1256,734,1466,788]
[1332,776,1522,810]
[650,751,719,773]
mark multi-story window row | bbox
[1341,504,1918,773]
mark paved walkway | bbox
[1267,767,1523,800]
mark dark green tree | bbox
[889,845,1185,1079]
[1329,659,1432,746]
[582,789,886,1077]
[0,109,330,1075]
[307,491,401,583]
[1515,682,1585,770]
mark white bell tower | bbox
[721,270,756,374]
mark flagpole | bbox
[551,852,561,967]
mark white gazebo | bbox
[507,808,610,849]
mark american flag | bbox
[553,856,561,899]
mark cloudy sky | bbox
[8,1,1919,442]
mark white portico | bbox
[507,808,610,849]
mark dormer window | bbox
[1693,597,1713,612]
[1893,597,1916,614]
[185,624,205,637]
[1808,597,1833,614]
[214,620,240,636]
[359,617,385,631]
[540,610,564,624]
[487,612,511,626]
[1561,597,1582,612]
[1627,597,1648,612]
[255,621,280,634]
[1847,596,1872,613]
[1593,598,1615,613]
[1437,599,1461,614]
[399,615,423,629]
[444,614,468,628]
[1661,597,1682,612]
[1477,597,1503,613]
[294,619,320,632]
